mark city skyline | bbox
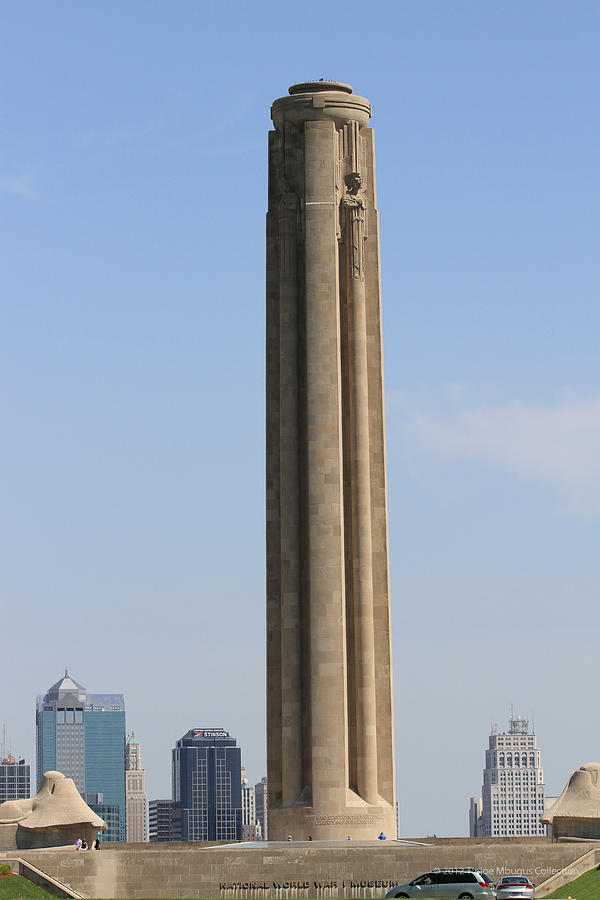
[3,0,599,836]
[2,666,578,838]
[30,670,265,841]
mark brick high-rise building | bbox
[241,767,261,840]
[149,799,182,842]
[125,733,148,842]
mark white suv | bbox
[385,869,496,899]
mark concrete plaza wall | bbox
[5,838,599,899]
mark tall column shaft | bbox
[347,258,379,806]
[265,131,283,809]
[266,81,396,841]
[278,162,303,805]
[304,119,348,809]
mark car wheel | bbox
[395,895,409,898]
[458,895,474,899]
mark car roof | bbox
[434,869,487,874]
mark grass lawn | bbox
[0,880,442,900]
[543,867,600,899]
[0,876,56,900]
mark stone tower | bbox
[266,81,395,841]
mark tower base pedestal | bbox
[269,802,396,842]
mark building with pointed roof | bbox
[36,670,126,842]
[44,670,87,703]
[125,733,148,842]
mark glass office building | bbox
[173,728,242,841]
[36,671,126,842]
[0,756,30,802]
[149,799,183,842]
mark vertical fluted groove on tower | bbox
[363,129,395,806]
[278,120,303,805]
[339,123,378,806]
[304,119,348,809]
[266,129,283,808]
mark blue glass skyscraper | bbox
[173,728,242,841]
[36,671,126,842]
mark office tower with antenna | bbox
[473,714,546,837]
[1,726,30,802]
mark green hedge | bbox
[0,866,12,876]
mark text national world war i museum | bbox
[266,80,396,841]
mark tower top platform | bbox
[289,81,352,94]
[271,80,371,129]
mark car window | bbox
[501,877,528,884]
[413,875,433,885]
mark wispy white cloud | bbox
[1,170,38,198]
[442,381,472,400]
[398,391,600,514]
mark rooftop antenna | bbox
[1,724,6,760]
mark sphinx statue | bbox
[0,770,106,850]
[541,762,600,840]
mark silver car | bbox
[385,869,496,899]
[496,877,534,899]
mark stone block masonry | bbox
[266,80,395,842]
[7,838,599,899]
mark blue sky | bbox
[2,1,599,836]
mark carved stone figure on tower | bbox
[341,172,367,280]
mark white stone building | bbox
[478,716,546,837]
[125,733,148,842]
[255,776,267,841]
[240,767,261,840]
[469,795,483,837]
